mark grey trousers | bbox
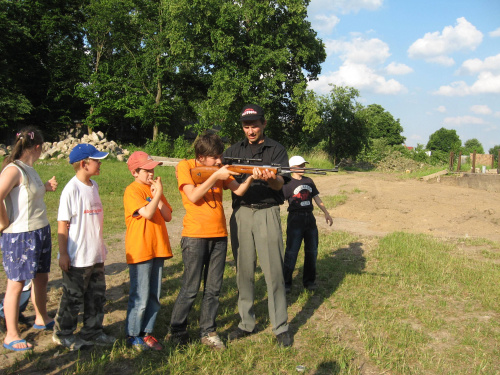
[230,206,289,335]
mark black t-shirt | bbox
[282,176,319,212]
[223,137,290,208]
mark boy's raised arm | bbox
[137,177,163,220]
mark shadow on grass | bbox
[287,241,366,334]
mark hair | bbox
[2,127,44,171]
[72,159,87,172]
[194,131,224,158]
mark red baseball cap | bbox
[127,151,162,172]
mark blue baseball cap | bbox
[69,143,109,164]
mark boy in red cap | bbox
[123,151,173,350]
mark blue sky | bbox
[306,0,500,152]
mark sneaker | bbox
[228,327,256,342]
[166,331,189,346]
[126,336,149,351]
[91,332,117,346]
[52,333,93,351]
[201,332,226,351]
[143,335,163,351]
[276,331,292,347]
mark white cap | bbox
[289,155,309,167]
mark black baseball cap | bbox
[239,104,265,122]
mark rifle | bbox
[190,157,338,185]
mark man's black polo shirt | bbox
[223,136,290,209]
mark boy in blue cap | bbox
[52,144,116,350]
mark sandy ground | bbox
[1,171,499,373]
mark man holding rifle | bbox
[223,104,292,347]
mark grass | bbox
[2,158,500,374]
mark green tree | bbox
[489,145,500,164]
[0,0,88,137]
[358,104,405,146]
[316,85,369,164]
[462,138,484,155]
[76,0,137,135]
[187,0,326,143]
[426,128,461,153]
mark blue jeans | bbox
[125,258,164,337]
[170,237,227,337]
[283,211,318,289]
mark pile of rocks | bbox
[0,131,131,162]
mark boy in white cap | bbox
[53,143,115,350]
[282,155,333,293]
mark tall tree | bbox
[426,128,461,153]
[76,0,137,135]
[316,85,369,164]
[462,138,484,155]
[358,104,405,146]
[184,0,326,142]
[0,0,88,138]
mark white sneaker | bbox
[52,333,93,351]
[201,332,226,351]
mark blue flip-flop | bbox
[33,320,55,330]
[3,339,33,352]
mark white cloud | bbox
[443,116,486,126]
[434,72,500,96]
[326,36,390,64]
[313,14,340,34]
[490,27,500,37]
[470,105,492,115]
[436,106,446,113]
[408,17,483,65]
[458,54,500,75]
[385,62,413,75]
[308,0,383,14]
[495,112,500,118]
[308,63,407,95]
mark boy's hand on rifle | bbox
[150,177,163,197]
[213,165,240,180]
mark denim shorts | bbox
[1,224,52,281]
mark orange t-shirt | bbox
[177,159,234,238]
[123,181,173,264]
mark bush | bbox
[144,133,171,156]
[172,136,194,159]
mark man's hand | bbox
[59,253,71,272]
[253,168,276,181]
[45,176,58,192]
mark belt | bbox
[290,210,313,215]
[241,203,278,209]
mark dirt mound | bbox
[375,151,429,172]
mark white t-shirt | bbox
[57,176,107,267]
